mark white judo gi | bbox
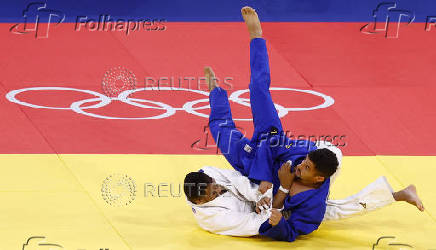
[187,142,396,236]
[187,166,273,236]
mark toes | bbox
[418,202,425,211]
[241,6,254,15]
[204,66,213,76]
[409,184,416,192]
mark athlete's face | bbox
[294,156,325,184]
[195,179,224,204]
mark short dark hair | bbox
[184,171,213,203]
[308,148,338,178]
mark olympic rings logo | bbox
[5,87,335,120]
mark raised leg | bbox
[242,7,283,141]
[206,67,250,175]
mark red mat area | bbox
[0,23,434,155]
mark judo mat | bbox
[1,1,436,249]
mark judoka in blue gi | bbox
[184,6,425,242]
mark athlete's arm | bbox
[273,161,295,208]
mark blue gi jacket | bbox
[246,135,330,242]
[259,174,330,242]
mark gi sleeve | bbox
[259,202,326,242]
[196,208,269,237]
[232,171,273,202]
[202,166,272,202]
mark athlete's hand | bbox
[255,197,271,214]
[258,181,272,194]
[278,161,295,190]
[269,209,282,226]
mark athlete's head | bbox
[184,171,224,204]
[294,148,338,184]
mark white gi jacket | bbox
[187,166,272,236]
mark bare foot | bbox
[393,185,425,212]
[241,6,262,40]
[204,66,217,92]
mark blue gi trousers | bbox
[208,38,284,181]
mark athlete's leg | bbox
[324,176,395,220]
[242,7,283,141]
[206,67,250,175]
[324,176,424,221]
[242,7,282,192]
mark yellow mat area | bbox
[1,154,435,250]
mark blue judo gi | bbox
[208,38,331,242]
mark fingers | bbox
[259,181,272,194]
[268,209,282,226]
[262,197,271,205]
[278,162,291,182]
[279,161,291,173]
[260,198,270,210]
[258,186,266,194]
[283,161,291,171]
[256,197,271,212]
